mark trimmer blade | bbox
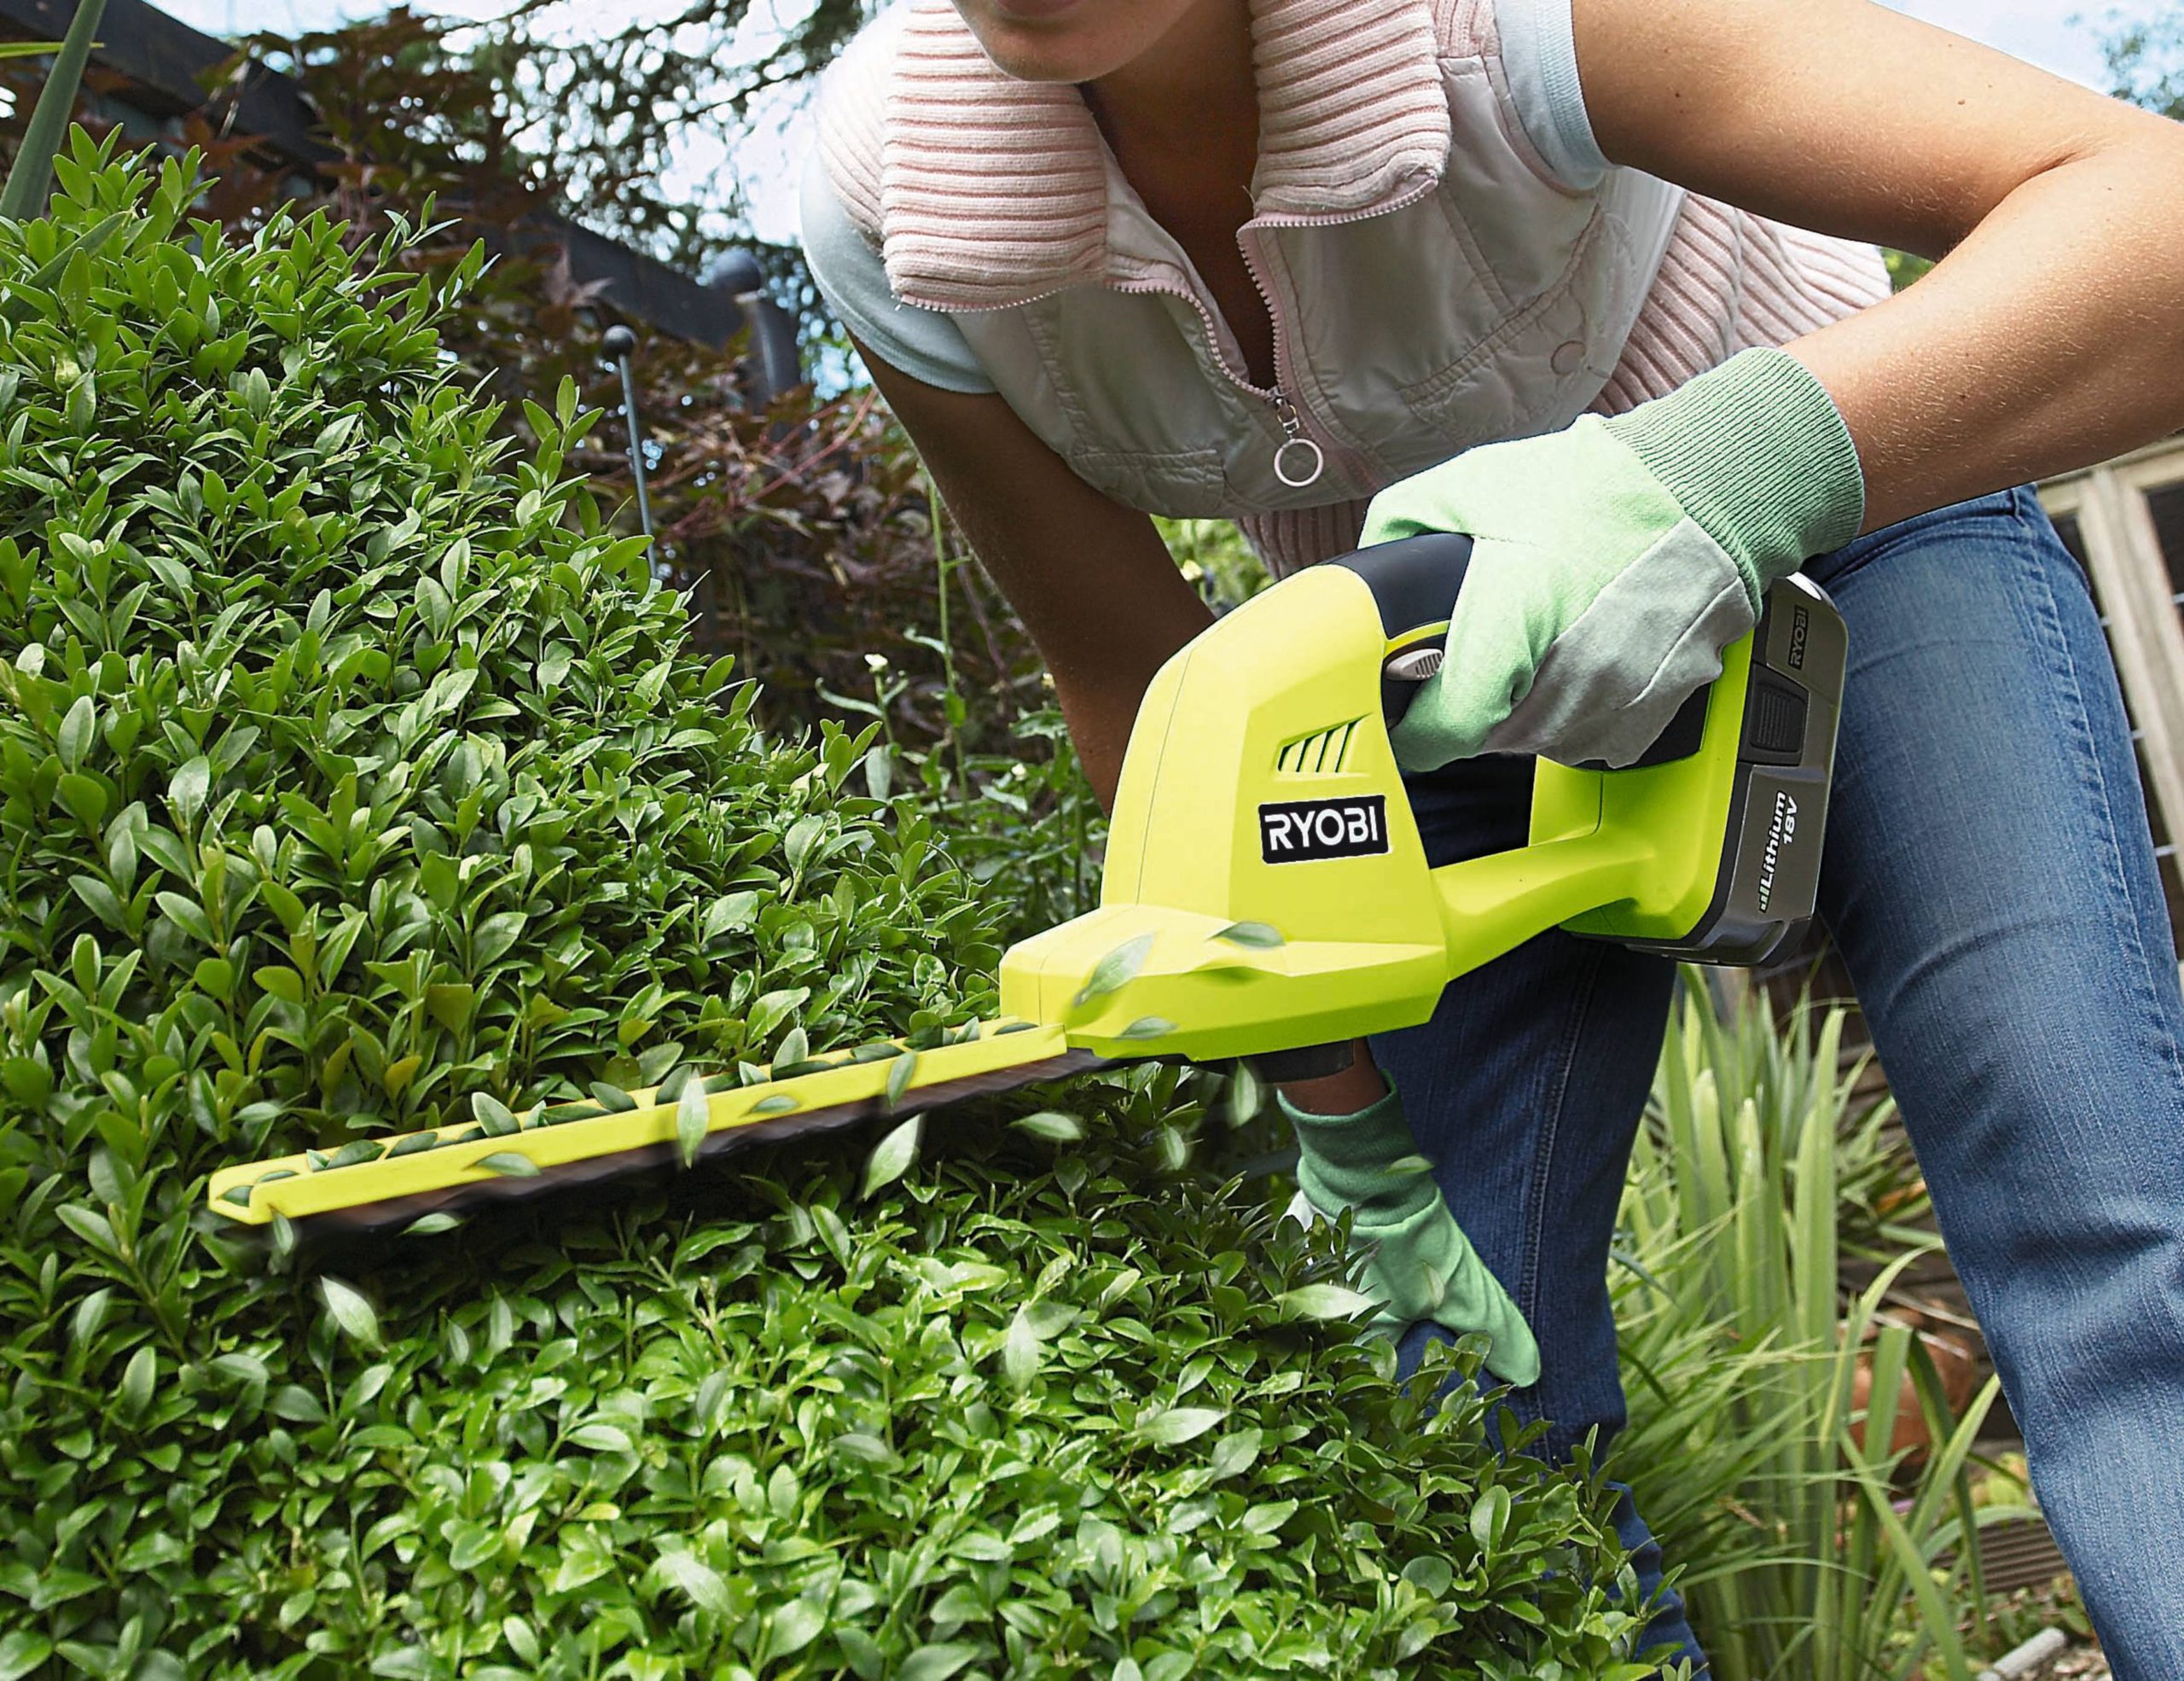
[206,1021,1107,1238]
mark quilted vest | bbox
[816,0,1890,573]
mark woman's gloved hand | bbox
[1360,346,1866,771]
[1279,1081,1539,1386]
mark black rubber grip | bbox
[1330,535,1472,728]
[1331,533,1473,640]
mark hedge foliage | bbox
[0,142,1668,1678]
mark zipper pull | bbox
[1270,392,1325,489]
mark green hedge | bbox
[0,139,1668,1678]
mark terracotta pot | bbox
[1849,1306,1979,1465]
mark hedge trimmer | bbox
[207,534,1844,1236]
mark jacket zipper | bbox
[1233,178,1445,490]
[889,176,1443,496]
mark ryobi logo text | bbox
[1259,795,1390,864]
[1756,790,1798,910]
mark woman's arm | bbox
[857,340,1214,807]
[1576,0,2184,531]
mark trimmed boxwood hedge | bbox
[0,138,1671,1678]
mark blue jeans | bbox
[1371,487,2184,1679]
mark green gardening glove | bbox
[1361,346,1866,771]
[1279,1082,1540,1387]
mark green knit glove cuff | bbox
[1603,346,1866,605]
[1281,1086,1434,1224]
[1278,1085,1541,1387]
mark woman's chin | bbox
[955,0,1155,82]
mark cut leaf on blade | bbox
[1072,933,1153,1008]
[885,1048,917,1109]
[404,1213,462,1236]
[863,1114,922,1197]
[752,1093,799,1116]
[1226,1062,1264,1126]
[475,1152,541,1178]
[1214,920,1285,948]
[676,1072,710,1168]
[1118,1016,1175,1041]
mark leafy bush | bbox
[0,143,1669,1678]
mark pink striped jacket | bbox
[810,0,1890,574]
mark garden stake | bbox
[602,323,653,539]
[209,534,1848,1233]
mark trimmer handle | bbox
[1332,532,1712,769]
[1330,534,1473,729]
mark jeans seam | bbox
[1518,937,1604,1409]
[2012,490,2184,1103]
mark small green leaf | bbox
[1072,932,1153,1008]
[1011,1110,1083,1143]
[1002,1306,1041,1388]
[586,1081,636,1113]
[1276,1283,1376,1321]
[56,770,106,827]
[653,1550,734,1620]
[1226,1062,1264,1126]
[1388,1153,1435,1178]
[751,1093,799,1116]
[167,754,211,827]
[885,1048,917,1109]
[117,1345,154,1421]
[897,1645,982,1681]
[765,1597,827,1663]
[253,964,305,1004]
[403,1213,462,1236]
[324,1139,382,1169]
[676,1070,709,1168]
[0,1632,56,1681]
[1118,1016,1176,1041]
[320,1276,382,1352]
[55,693,93,771]
[863,1114,921,1197]
[474,1152,540,1178]
[1242,1498,1300,1534]
[1469,1484,1512,1552]
[783,813,825,872]
[472,1091,517,1136]
[1134,1406,1225,1447]
[1209,1428,1263,1481]
[424,981,475,1032]
[1213,920,1285,948]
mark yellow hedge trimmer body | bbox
[208,535,1844,1234]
